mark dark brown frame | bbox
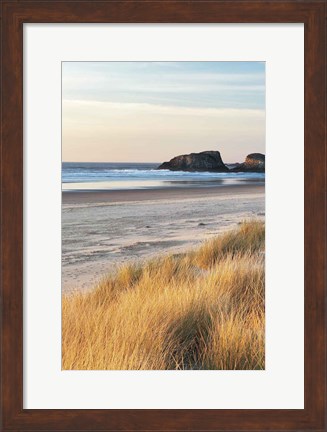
[1,1,326,431]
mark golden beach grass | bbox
[62,220,265,370]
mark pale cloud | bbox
[63,99,264,118]
[62,62,265,109]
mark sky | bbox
[62,62,265,163]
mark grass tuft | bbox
[62,220,265,370]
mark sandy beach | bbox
[61,62,266,371]
[62,184,265,292]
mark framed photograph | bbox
[1,1,326,431]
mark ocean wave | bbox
[62,167,265,183]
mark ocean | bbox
[62,162,265,192]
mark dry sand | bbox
[62,184,265,292]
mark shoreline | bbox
[63,183,264,205]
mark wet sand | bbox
[63,184,264,205]
[62,184,265,293]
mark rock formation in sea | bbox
[157,150,229,172]
[231,153,265,173]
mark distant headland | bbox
[157,151,265,173]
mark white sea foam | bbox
[62,162,265,191]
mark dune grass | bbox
[62,220,265,370]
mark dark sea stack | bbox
[157,150,229,172]
[232,153,265,173]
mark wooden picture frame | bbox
[1,1,326,430]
